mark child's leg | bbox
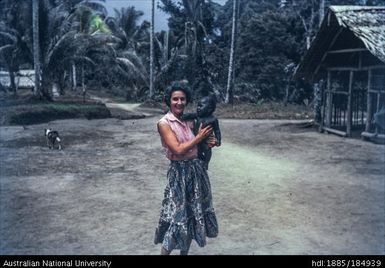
[205,149,212,170]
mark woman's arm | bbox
[158,121,212,155]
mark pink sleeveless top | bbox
[158,111,198,160]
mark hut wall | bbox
[321,70,368,136]
[365,68,385,136]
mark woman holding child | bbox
[153,81,219,255]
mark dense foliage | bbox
[0,0,383,104]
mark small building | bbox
[295,6,385,140]
[0,69,35,90]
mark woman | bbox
[154,81,219,255]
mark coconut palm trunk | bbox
[225,0,237,104]
[319,0,325,27]
[32,0,41,98]
[72,63,77,90]
[8,70,16,94]
[82,65,86,102]
[149,0,155,99]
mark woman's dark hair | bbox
[164,81,192,107]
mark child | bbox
[182,95,221,170]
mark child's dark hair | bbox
[203,94,217,111]
[164,81,192,107]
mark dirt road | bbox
[0,112,384,255]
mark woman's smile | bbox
[170,90,187,117]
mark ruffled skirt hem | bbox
[154,159,218,252]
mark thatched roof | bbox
[295,6,385,81]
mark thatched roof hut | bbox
[295,6,385,141]
[295,6,385,82]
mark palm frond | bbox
[117,57,149,86]
[0,44,14,54]
[0,32,17,44]
[155,47,179,82]
[76,0,108,18]
[45,30,78,66]
[62,55,96,68]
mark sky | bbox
[104,0,227,32]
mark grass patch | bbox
[1,101,111,126]
[185,102,313,120]
[44,103,104,110]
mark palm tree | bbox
[32,0,41,98]
[160,0,215,96]
[1,0,112,99]
[225,0,237,104]
[105,6,152,100]
[0,32,18,93]
[66,2,108,91]
[182,0,208,90]
[0,20,32,94]
[319,0,325,27]
[40,0,111,97]
[149,0,155,99]
[107,6,145,50]
[153,30,180,88]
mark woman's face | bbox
[170,90,187,117]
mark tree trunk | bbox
[284,82,290,106]
[60,70,66,95]
[32,0,41,98]
[52,82,59,98]
[8,70,16,94]
[72,63,77,90]
[296,2,315,50]
[149,0,155,99]
[225,0,237,104]
[164,30,169,62]
[319,0,325,28]
[82,65,86,102]
[313,79,323,123]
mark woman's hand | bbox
[196,123,213,141]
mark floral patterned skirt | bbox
[154,158,218,252]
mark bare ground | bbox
[0,107,384,255]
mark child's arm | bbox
[181,113,197,121]
[213,118,221,146]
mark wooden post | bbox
[358,51,362,69]
[347,71,354,137]
[320,81,325,132]
[365,69,372,132]
[326,71,332,128]
[375,83,381,134]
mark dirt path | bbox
[89,95,163,119]
[0,114,384,255]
